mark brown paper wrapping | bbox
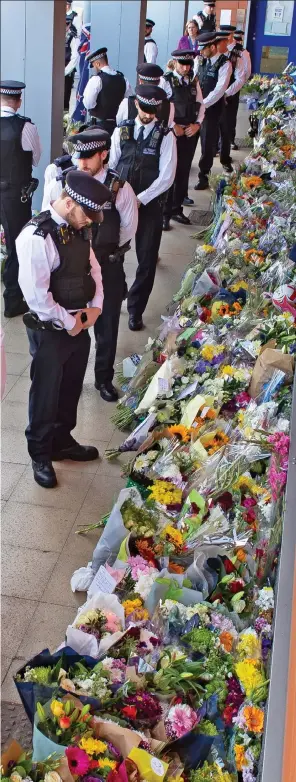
[92,718,143,757]
[249,348,295,399]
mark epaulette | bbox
[17,114,32,123]
[27,211,54,238]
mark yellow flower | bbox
[243,705,264,734]
[230,281,249,292]
[201,244,215,252]
[237,631,261,660]
[220,365,236,377]
[235,659,265,699]
[234,744,248,771]
[79,737,107,755]
[201,344,225,362]
[97,759,117,770]
[148,479,182,506]
[163,525,184,548]
[168,424,191,442]
[50,699,64,718]
[123,597,144,616]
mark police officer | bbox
[68,128,138,401]
[16,171,110,489]
[162,50,205,229]
[42,153,75,210]
[66,0,78,32]
[218,25,245,162]
[0,80,41,317]
[110,85,177,331]
[230,29,252,149]
[83,47,133,135]
[194,1,216,32]
[116,63,174,128]
[64,13,79,111]
[144,19,158,64]
[194,32,232,190]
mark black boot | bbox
[171,212,191,225]
[4,300,28,318]
[194,178,209,191]
[128,315,143,331]
[183,196,194,206]
[52,442,99,461]
[162,217,171,231]
[95,381,119,402]
[32,460,57,489]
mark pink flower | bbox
[104,612,121,633]
[127,555,152,580]
[166,704,197,738]
[241,497,257,507]
[66,746,90,776]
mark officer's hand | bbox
[174,124,185,137]
[185,123,200,137]
[67,312,83,337]
[80,307,102,328]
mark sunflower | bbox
[168,424,191,442]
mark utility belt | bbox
[97,241,130,265]
[23,310,88,332]
[0,178,39,202]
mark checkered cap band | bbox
[65,182,105,211]
[0,87,22,95]
[72,139,107,151]
[136,94,162,106]
[140,74,160,82]
[177,53,194,61]
[88,52,106,63]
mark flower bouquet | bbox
[66,594,124,658]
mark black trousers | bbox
[198,107,221,180]
[26,327,91,461]
[227,92,240,143]
[64,71,75,111]
[1,194,32,309]
[127,198,163,320]
[164,134,198,217]
[94,256,126,384]
[219,101,232,167]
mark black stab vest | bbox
[65,30,76,66]
[198,54,228,112]
[228,44,242,87]
[90,71,126,120]
[0,114,33,195]
[127,95,170,126]
[91,169,122,258]
[196,11,216,32]
[164,73,198,125]
[144,38,157,63]
[25,212,96,310]
[117,120,164,196]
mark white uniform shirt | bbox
[0,107,41,166]
[83,66,133,112]
[41,160,76,211]
[109,117,177,206]
[225,44,248,97]
[94,168,138,247]
[144,38,158,64]
[241,48,252,81]
[65,34,79,76]
[202,55,232,109]
[16,204,104,331]
[172,71,205,126]
[116,96,175,127]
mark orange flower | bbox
[59,715,71,729]
[168,562,185,574]
[241,175,263,190]
[236,548,247,563]
[243,705,264,734]
[234,744,248,771]
[168,424,191,442]
[219,631,233,653]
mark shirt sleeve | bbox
[161,77,172,99]
[65,36,79,76]
[109,127,122,171]
[116,97,128,125]
[196,81,205,125]
[137,130,177,205]
[116,182,138,246]
[41,178,63,211]
[16,230,76,331]
[83,75,102,110]
[89,246,104,310]
[203,61,232,109]
[21,122,42,166]
[243,50,252,81]
[225,56,246,97]
[144,41,158,64]
[168,102,175,127]
[124,78,134,98]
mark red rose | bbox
[122,705,137,719]
[89,761,99,770]
[229,579,244,594]
[224,558,236,574]
[243,509,257,524]
[222,704,237,726]
[217,492,233,512]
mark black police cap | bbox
[64,170,110,219]
[146,19,155,27]
[86,47,108,66]
[0,80,26,95]
[137,63,164,81]
[135,84,166,113]
[68,128,111,158]
[171,48,196,62]
[197,32,217,48]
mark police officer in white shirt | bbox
[116,63,175,128]
[231,29,252,149]
[83,47,133,135]
[68,128,138,402]
[144,19,158,64]
[16,171,110,489]
[194,33,232,190]
[214,29,245,171]
[110,84,177,331]
[41,153,76,211]
[0,80,41,317]
[64,15,79,111]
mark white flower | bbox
[44,773,62,782]
[135,570,158,600]
[255,587,274,611]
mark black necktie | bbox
[137,125,145,144]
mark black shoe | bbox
[231,142,238,150]
[52,442,99,461]
[163,217,171,231]
[183,196,194,206]
[95,381,119,402]
[171,212,191,225]
[222,163,233,173]
[128,315,143,331]
[32,460,57,489]
[194,179,209,191]
[4,300,28,318]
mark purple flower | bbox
[108,742,121,760]
[262,637,272,661]
[195,359,210,374]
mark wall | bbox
[146,1,188,69]
[90,0,147,88]
[187,0,248,29]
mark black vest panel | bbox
[0,114,33,194]
[144,38,157,63]
[26,211,96,310]
[228,45,242,86]
[65,30,75,66]
[198,54,227,112]
[90,71,126,120]
[127,95,170,126]
[91,169,121,257]
[197,11,216,32]
[164,74,198,125]
[117,120,164,196]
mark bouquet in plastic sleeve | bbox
[66,593,125,658]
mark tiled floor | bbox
[1,106,249,703]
